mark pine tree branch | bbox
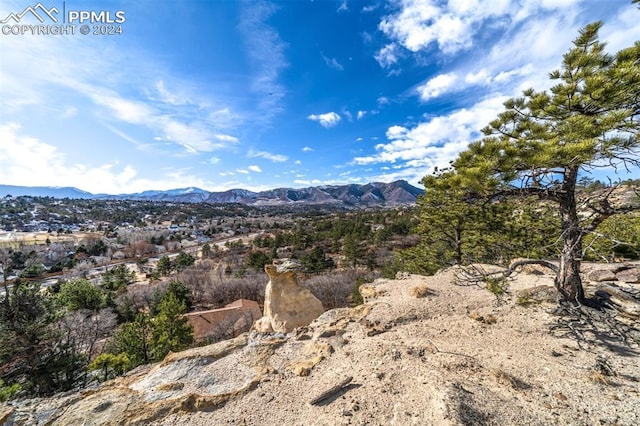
[583,186,640,233]
[492,186,562,203]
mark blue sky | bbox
[0,0,638,194]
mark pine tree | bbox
[111,313,153,367]
[451,22,639,304]
[151,293,193,360]
[0,280,86,396]
[404,169,559,274]
[156,255,172,276]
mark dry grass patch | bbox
[410,284,434,298]
[468,312,497,324]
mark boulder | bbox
[509,258,554,275]
[516,285,557,304]
[595,283,640,318]
[257,259,325,333]
[253,316,274,333]
[588,269,617,282]
[615,267,640,284]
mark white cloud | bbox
[376,0,583,61]
[386,125,409,140]
[307,112,342,128]
[464,69,491,85]
[207,107,241,130]
[74,83,239,153]
[352,96,507,176]
[357,110,367,119]
[0,123,211,194]
[248,149,288,162]
[322,53,344,70]
[248,165,262,173]
[417,72,459,101]
[154,80,187,106]
[102,124,147,149]
[161,120,214,152]
[385,1,637,104]
[0,33,244,157]
[239,1,288,121]
[302,146,314,152]
[236,169,249,174]
[337,0,348,13]
[599,4,640,53]
[214,134,240,143]
[94,92,153,125]
[294,179,321,186]
[375,43,400,68]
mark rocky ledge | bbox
[2,263,640,425]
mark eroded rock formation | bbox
[254,259,325,333]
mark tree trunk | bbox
[555,168,585,305]
[454,225,463,265]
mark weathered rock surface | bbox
[509,258,556,275]
[256,260,325,333]
[3,262,640,426]
[616,267,640,283]
[516,284,557,304]
[589,269,618,282]
[595,283,640,318]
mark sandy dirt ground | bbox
[152,267,640,426]
[3,265,639,425]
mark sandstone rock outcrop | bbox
[615,267,640,283]
[4,267,640,425]
[589,269,618,282]
[255,259,325,333]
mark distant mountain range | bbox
[0,185,93,199]
[0,180,424,207]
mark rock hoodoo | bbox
[254,259,325,333]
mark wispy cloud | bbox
[302,146,314,152]
[0,29,243,156]
[362,4,378,13]
[374,43,400,69]
[322,52,344,70]
[248,149,288,162]
[416,72,458,101]
[153,80,188,106]
[0,123,211,194]
[239,0,288,123]
[377,0,581,59]
[308,112,342,128]
[294,179,321,186]
[248,165,262,172]
[352,96,507,173]
[403,7,597,104]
